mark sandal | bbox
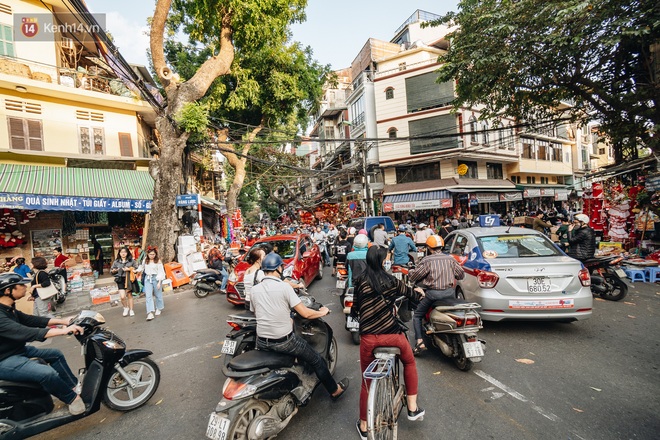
[331,378,349,402]
[413,342,427,356]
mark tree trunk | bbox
[221,124,264,216]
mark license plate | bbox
[527,277,551,293]
[221,340,237,355]
[615,269,627,278]
[336,279,346,289]
[417,252,425,259]
[463,341,484,358]
[392,272,402,280]
[346,316,359,330]
[206,413,231,440]
[509,299,574,309]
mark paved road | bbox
[34,270,660,440]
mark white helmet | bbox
[353,234,369,249]
[574,214,590,224]
[348,227,356,235]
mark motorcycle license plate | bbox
[346,316,359,330]
[206,413,231,440]
[463,341,484,358]
[392,271,402,280]
[221,339,237,355]
[527,277,551,293]
[336,279,346,289]
[615,269,627,278]
[417,252,425,259]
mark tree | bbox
[148,0,309,261]
[431,0,658,162]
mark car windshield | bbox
[260,240,297,259]
[477,234,561,259]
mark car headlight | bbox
[283,265,294,278]
[228,271,237,283]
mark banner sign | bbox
[176,194,200,207]
[383,199,453,212]
[554,190,569,201]
[475,193,499,203]
[499,192,523,201]
[0,193,151,212]
[540,188,555,196]
[523,188,541,198]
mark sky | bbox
[85,0,459,70]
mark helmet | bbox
[419,223,426,228]
[358,229,368,236]
[574,214,590,224]
[353,234,369,249]
[426,235,444,249]
[398,224,407,232]
[348,227,356,235]
[261,253,284,271]
[0,273,31,294]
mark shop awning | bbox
[0,164,154,212]
[444,178,519,193]
[383,190,453,212]
[383,190,451,203]
[200,195,227,214]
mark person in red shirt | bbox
[53,247,68,269]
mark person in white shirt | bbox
[414,223,429,246]
[242,246,266,310]
[137,247,166,321]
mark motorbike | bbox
[342,286,360,345]
[208,296,337,440]
[335,262,348,289]
[582,255,628,301]
[0,310,160,439]
[192,268,226,298]
[47,268,67,312]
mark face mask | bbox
[383,260,392,272]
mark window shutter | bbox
[26,119,43,151]
[8,117,26,149]
[408,114,458,154]
[406,72,454,113]
[118,132,133,157]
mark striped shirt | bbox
[351,276,419,335]
[408,253,465,291]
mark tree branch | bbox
[150,0,173,90]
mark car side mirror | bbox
[302,251,312,259]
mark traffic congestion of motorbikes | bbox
[0,211,633,439]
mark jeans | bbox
[359,333,418,421]
[413,288,455,341]
[256,333,338,395]
[143,275,164,314]
[0,346,78,404]
[220,266,228,291]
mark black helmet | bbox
[0,273,31,295]
[261,253,284,271]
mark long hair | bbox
[356,246,395,296]
[115,246,133,262]
[246,247,264,265]
[145,247,160,264]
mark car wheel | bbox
[316,260,324,280]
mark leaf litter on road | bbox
[590,387,602,392]
[572,407,584,413]
[624,302,636,305]
[516,358,535,364]
[628,315,637,319]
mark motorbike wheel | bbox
[328,336,338,375]
[601,275,628,301]
[351,332,361,345]
[55,277,67,304]
[104,357,161,411]
[194,287,210,298]
[316,260,324,280]
[452,336,474,372]
[226,400,270,440]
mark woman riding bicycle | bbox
[351,246,426,439]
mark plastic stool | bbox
[645,266,660,283]
[624,268,647,283]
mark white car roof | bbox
[453,226,543,238]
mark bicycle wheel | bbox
[367,375,397,440]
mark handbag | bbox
[36,271,58,300]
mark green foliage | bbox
[432,0,659,161]
[174,102,209,135]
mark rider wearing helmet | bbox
[408,235,465,355]
[567,213,596,262]
[346,234,369,289]
[388,225,418,266]
[0,273,86,415]
[250,253,349,401]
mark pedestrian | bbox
[372,223,389,249]
[458,217,470,229]
[137,247,166,321]
[243,246,266,310]
[91,236,104,275]
[439,219,454,239]
[52,247,69,286]
[28,257,53,318]
[12,257,31,279]
[351,246,425,439]
[110,247,137,317]
[532,211,552,234]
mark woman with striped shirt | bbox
[351,246,426,439]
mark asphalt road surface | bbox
[34,269,660,440]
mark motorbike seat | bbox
[0,379,42,389]
[228,350,295,372]
[373,347,400,356]
[228,311,256,321]
[431,298,471,308]
[195,268,221,276]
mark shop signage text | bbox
[0,193,152,212]
[499,192,523,201]
[176,194,200,207]
[383,198,453,212]
[475,192,499,203]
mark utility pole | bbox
[362,142,372,216]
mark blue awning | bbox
[383,190,451,203]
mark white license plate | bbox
[346,316,359,330]
[615,269,627,278]
[392,272,402,280]
[417,252,425,259]
[463,341,484,358]
[221,340,237,355]
[527,277,551,293]
[509,299,575,309]
[206,413,231,440]
[336,279,346,289]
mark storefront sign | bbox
[383,198,453,212]
[0,193,152,212]
[540,188,555,196]
[176,194,200,207]
[499,192,523,201]
[441,199,453,208]
[523,188,541,198]
[554,190,569,201]
[475,193,499,203]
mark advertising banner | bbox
[0,193,151,212]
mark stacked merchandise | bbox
[177,235,197,276]
[89,286,117,305]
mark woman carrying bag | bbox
[28,257,55,318]
[137,247,166,322]
[110,247,137,317]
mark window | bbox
[492,122,502,148]
[7,117,42,150]
[0,24,14,57]
[405,72,454,113]
[324,126,335,139]
[526,176,536,184]
[396,162,440,184]
[385,87,394,100]
[350,96,365,127]
[540,177,548,184]
[5,99,41,114]
[482,121,489,145]
[538,143,548,160]
[387,127,397,139]
[486,163,503,180]
[79,126,105,155]
[408,114,458,154]
[565,152,570,162]
[76,110,104,122]
[511,175,521,184]
[452,235,469,256]
[118,133,133,157]
[522,143,534,159]
[599,147,606,155]
[551,144,562,161]
[459,160,478,179]
[469,116,478,143]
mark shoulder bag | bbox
[36,270,58,300]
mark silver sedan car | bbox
[443,226,593,322]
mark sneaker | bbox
[68,396,85,415]
[73,381,82,395]
[356,420,367,440]
[407,406,425,421]
[129,310,135,317]
[155,309,161,316]
[146,312,154,321]
[122,307,129,317]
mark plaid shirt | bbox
[408,253,465,291]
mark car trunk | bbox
[489,256,584,297]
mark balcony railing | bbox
[374,58,438,78]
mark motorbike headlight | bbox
[283,265,294,278]
[222,378,257,400]
[103,340,123,350]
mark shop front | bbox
[382,189,453,229]
[514,185,572,215]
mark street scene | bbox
[0,0,658,439]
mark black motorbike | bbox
[582,255,628,301]
[192,268,226,298]
[0,310,160,439]
[49,268,67,306]
[207,296,337,440]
